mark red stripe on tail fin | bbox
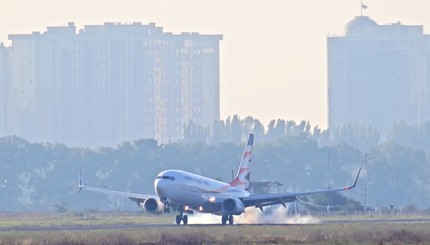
[230,133,253,190]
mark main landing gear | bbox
[176,212,188,225]
[221,215,234,225]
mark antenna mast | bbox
[360,0,368,16]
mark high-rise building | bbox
[327,16,430,137]
[0,43,7,136]
[4,22,222,147]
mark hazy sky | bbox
[2,0,430,129]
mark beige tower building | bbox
[328,16,430,137]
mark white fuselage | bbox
[154,169,249,213]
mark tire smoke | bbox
[187,205,320,224]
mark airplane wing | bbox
[78,166,153,204]
[240,168,361,210]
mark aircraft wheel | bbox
[176,215,182,225]
[221,215,228,225]
[183,215,188,225]
[228,215,234,225]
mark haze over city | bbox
[2,0,430,129]
[4,1,430,237]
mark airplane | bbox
[78,133,361,225]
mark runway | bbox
[1,218,430,232]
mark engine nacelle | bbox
[222,197,245,215]
[142,197,165,215]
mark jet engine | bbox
[142,197,165,214]
[222,197,245,215]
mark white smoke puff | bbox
[187,213,221,224]
[186,205,320,224]
[236,206,320,224]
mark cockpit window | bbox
[156,175,175,181]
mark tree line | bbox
[1,117,430,212]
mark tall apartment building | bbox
[4,22,222,147]
[0,43,7,136]
[327,16,430,137]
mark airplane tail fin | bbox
[229,133,253,190]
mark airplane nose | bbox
[154,179,169,198]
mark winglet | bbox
[344,167,361,190]
[78,165,84,194]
